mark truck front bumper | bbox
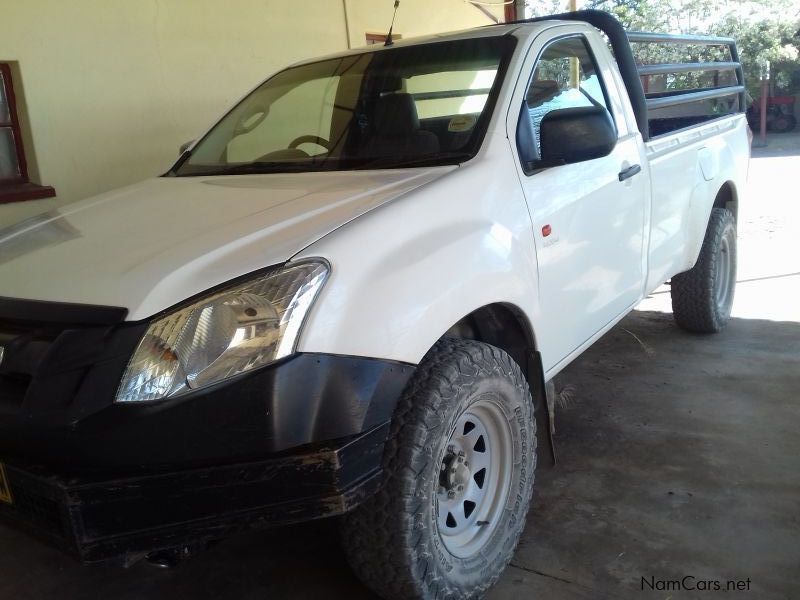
[0,422,387,564]
[0,297,415,563]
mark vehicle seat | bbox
[364,93,440,157]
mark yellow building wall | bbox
[344,0,504,48]
[0,0,501,223]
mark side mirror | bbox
[538,106,617,167]
[179,140,194,155]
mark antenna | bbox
[385,0,400,46]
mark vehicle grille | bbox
[0,489,65,539]
[0,468,72,547]
[0,324,56,411]
[0,373,29,410]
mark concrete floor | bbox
[2,137,799,599]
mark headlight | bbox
[116,260,328,402]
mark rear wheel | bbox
[671,207,737,333]
[341,338,536,600]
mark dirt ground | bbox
[1,135,798,599]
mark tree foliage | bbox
[525,0,800,96]
[714,12,799,93]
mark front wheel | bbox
[341,339,537,600]
[671,207,737,333]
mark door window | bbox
[523,36,611,154]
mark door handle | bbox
[618,164,642,182]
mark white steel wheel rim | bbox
[435,397,513,559]
[715,235,734,313]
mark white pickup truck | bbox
[0,10,749,600]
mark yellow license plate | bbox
[0,463,12,505]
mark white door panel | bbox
[522,136,646,365]
[506,28,649,371]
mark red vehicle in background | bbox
[747,94,797,133]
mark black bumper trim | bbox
[1,352,415,470]
[0,422,389,563]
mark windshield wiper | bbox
[175,161,320,177]
[352,152,474,170]
[173,152,474,177]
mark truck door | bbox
[508,30,648,374]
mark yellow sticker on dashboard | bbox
[0,463,13,505]
[448,114,477,132]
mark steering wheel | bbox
[288,135,331,151]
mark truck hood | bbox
[0,167,455,320]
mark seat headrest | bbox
[377,75,403,93]
[374,93,420,136]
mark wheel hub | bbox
[440,449,471,497]
[434,399,513,558]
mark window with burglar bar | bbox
[0,63,55,203]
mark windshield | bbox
[172,36,516,176]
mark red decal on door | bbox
[542,224,552,237]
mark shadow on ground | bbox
[751,130,800,157]
[1,310,798,600]
[492,310,800,600]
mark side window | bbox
[524,36,611,154]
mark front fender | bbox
[294,151,542,366]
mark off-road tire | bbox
[341,338,537,600]
[671,207,737,333]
